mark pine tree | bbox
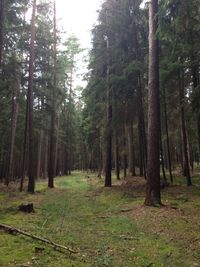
[27,0,37,193]
[144,0,162,206]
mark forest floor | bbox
[0,172,200,267]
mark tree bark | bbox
[54,118,59,176]
[127,123,136,177]
[68,66,74,175]
[137,74,147,178]
[133,20,147,178]
[0,0,4,66]
[114,131,120,180]
[163,86,173,183]
[144,0,161,206]
[27,0,37,193]
[104,33,112,187]
[160,128,166,182]
[36,130,43,179]
[48,0,57,188]
[42,134,48,179]
[20,98,28,191]
[178,71,192,186]
[6,58,20,185]
[123,124,127,179]
[138,123,144,177]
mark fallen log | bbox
[0,223,77,254]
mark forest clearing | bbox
[0,172,200,267]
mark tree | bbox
[48,0,57,188]
[104,28,112,187]
[144,0,161,206]
[0,0,4,65]
[27,0,37,193]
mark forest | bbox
[0,0,200,266]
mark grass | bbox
[0,172,200,266]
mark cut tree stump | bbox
[18,203,35,213]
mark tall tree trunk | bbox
[163,86,173,183]
[20,99,28,191]
[137,74,147,178]
[6,58,20,185]
[36,130,43,179]
[133,20,147,178]
[114,131,120,180]
[123,124,127,179]
[178,71,192,186]
[179,131,184,172]
[27,0,37,193]
[54,118,59,176]
[127,123,136,177]
[6,92,19,184]
[144,0,161,206]
[42,134,48,179]
[104,33,112,187]
[160,128,166,182]
[0,0,4,65]
[193,71,200,164]
[48,0,57,188]
[191,47,200,162]
[138,123,144,177]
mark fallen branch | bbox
[0,223,77,254]
[120,208,133,213]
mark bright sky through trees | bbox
[55,0,102,87]
[56,0,102,49]
[55,0,146,87]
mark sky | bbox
[56,0,102,49]
[55,0,103,87]
[56,0,147,49]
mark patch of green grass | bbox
[0,172,200,266]
[0,233,34,266]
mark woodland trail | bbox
[0,173,200,266]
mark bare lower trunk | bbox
[20,99,28,192]
[6,59,20,185]
[163,86,173,183]
[134,22,147,178]
[144,0,161,206]
[114,131,120,180]
[123,125,127,179]
[6,101,19,185]
[54,118,59,176]
[104,33,112,187]
[27,0,37,193]
[104,115,112,186]
[138,123,144,177]
[160,128,166,182]
[43,134,48,179]
[127,123,136,177]
[178,71,192,186]
[48,1,57,188]
[36,130,43,179]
